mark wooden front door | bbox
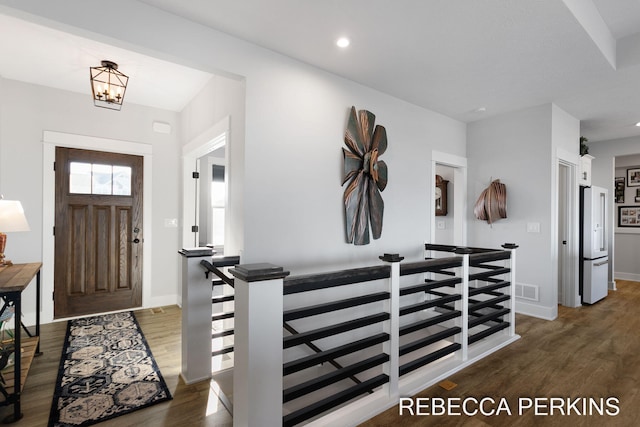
[54,147,143,318]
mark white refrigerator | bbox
[582,186,609,304]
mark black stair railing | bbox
[199,257,383,379]
[281,264,392,427]
[201,256,241,358]
[424,244,515,347]
[213,243,516,427]
[395,257,463,377]
[280,249,510,426]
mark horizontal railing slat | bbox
[468,280,510,296]
[425,244,498,254]
[283,313,389,349]
[283,374,389,427]
[400,311,461,336]
[212,329,234,339]
[469,308,510,328]
[283,333,389,376]
[212,346,234,357]
[400,258,462,276]
[399,342,461,376]
[469,268,510,281]
[400,277,460,296]
[283,353,389,403]
[400,293,461,316]
[468,294,510,312]
[283,292,389,322]
[212,311,234,322]
[469,250,511,264]
[212,294,234,304]
[284,265,391,295]
[468,322,510,344]
[399,326,461,357]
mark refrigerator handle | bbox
[594,260,609,267]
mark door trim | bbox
[182,116,229,249]
[431,151,467,247]
[556,148,580,308]
[43,131,153,323]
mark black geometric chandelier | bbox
[89,60,128,110]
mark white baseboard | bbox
[515,300,557,320]
[147,294,179,308]
[614,272,640,282]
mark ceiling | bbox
[3,1,640,143]
[0,13,213,112]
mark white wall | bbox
[467,103,579,319]
[242,68,466,273]
[0,1,467,276]
[588,136,640,284]
[0,77,182,322]
[612,154,640,280]
[180,74,245,256]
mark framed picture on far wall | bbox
[615,176,625,203]
[627,168,640,186]
[618,206,640,227]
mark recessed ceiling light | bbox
[635,122,640,127]
[336,37,350,48]
[475,107,487,113]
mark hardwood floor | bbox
[361,280,640,427]
[0,305,232,427]
[4,281,639,426]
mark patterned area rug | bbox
[48,311,172,427]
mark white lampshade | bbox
[0,200,31,232]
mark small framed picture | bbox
[615,177,625,203]
[619,206,640,227]
[628,168,640,187]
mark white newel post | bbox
[230,263,290,427]
[502,243,519,337]
[380,253,403,398]
[179,248,215,384]
[454,248,471,362]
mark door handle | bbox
[132,238,140,244]
[562,240,567,245]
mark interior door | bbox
[54,147,143,318]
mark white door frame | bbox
[431,151,468,247]
[181,116,229,249]
[42,131,153,323]
[556,148,580,307]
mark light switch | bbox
[437,221,445,230]
[526,222,541,233]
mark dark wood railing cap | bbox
[230,263,290,282]
[178,247,215,258]
[379,253,404,262]
[454,247,474,255]
[502,243,519,249]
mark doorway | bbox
[182,117,229,249]
[196,148,226,252]
[556,154,580,308]
[54,147,143,318]
[431,151,467,249]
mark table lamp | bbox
[0,199,30,266]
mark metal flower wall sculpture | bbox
[342,106,388,245]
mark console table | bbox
[0,263,41,423]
